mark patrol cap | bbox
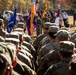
[55,30,71,40]
[23,34,32,44]
[13,31,23,41]
[5,38,20,48]
[60,27,70,32]
[43,22,51,28]
[14,28,24,32]
[16,22,24,28]
[71,33,76,42]
[60,41,75,52]
[6,32,19,39]
[48,26,59,33]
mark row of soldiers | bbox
[33,22,76,75]
[0,16,76,75]
[0,18,37,75]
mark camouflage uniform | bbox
[40,36,50,47]
[17,52,34,69]
[0,42,17,75]
[23,33,32,44]
[13,58,37,75]
[71,33,76,48]
[33,22,52,51]
[15,22,25,29]
[22,41,36,59]
[38,40,59,62]
[37,29,72,75]
[38,26,59,61]
[69,54,76,75]
[44,41,75,75]
[40,23,59,48]
[36,16,42,36]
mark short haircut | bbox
[48,32,56,39]
[59,50,73,58]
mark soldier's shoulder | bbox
[48,61,64,71]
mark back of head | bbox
[59,41,75,58]
[55,30,71,41]
[48,26,59,39]
[16,22,24,29]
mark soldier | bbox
[38,26,59,62]
[33,22,51,52]
[37,26,59,75]
[15,22,25,29]
[37,29,71,75]
[44,41,75,75]
[0,42,18,75]
[40,23,58,47]
[17,51,34,70]
[22,41,36,59]
[23,34,32,44]
[13,58,37,75]
[36,16,42,36]
[69,55,76,75]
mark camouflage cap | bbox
[60,27,70,32]
[48,26,59,33]
[60,41,75,52]
[5,38,20,49]
[44,22,57,28]
[71,33,76,42]
[13,31,23,41]
[14,28,24,32]
[55,30,71,40]
[23,34,32,44]
[6,32,19,39]
[16,22,24,28]
[43,22,51,28]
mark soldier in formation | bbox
[0,8,76,75]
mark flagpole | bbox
[30,0,35,39]
[42,0,48,18]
